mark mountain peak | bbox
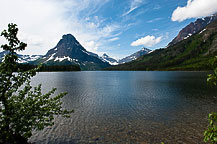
[42,34,110,70]
[99,53,118,65]
[60,34,78,45]
[62,34,76,41]
[118,47,151,64]
[141,47,151,52]
[102,53,109,57]
[53,34,82,52]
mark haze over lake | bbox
[29,71,217,143]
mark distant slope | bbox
[168,14,217,46]
[35,34,110,70]
[107,20,217,71]
[98,48,151,65]
[0,51,42,63]
[118,48,151,64]
[100,54,119,65]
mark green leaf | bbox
[0,23,73,143]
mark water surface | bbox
[29,71,217,144]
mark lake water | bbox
[29,71,217,144]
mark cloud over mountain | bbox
[172,0,217,22]
[131,35,162,47]
[0,0,120,55]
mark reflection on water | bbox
[29,71,217,143]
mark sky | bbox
[0,0,217,59]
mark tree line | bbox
[17,63,81,72]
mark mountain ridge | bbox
[118,48,151,64]
[168,13,217,46]
[99,53,119,65]
[106,19,217,71]
[0,51,42,64]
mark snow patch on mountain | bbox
[118,48,151,64]
[99,54,119,65]
[18,55,42,63]
[46,53,56,62]
[184,33,192,40]
[54,56,72,62]
[199,28,207,34]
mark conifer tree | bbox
[0,23,73,144]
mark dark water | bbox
[29,71,217,144]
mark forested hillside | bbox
[107,20,217,71]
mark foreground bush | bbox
[0,24,73,143]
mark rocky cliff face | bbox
[168,14,217,46]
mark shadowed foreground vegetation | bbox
[17,63,81,72]
[0,24,73,144]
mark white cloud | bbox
[0,0,68,55]
[165,32,169,39]
[153,5,161,10]
[108,37,119,42]
[172,0,217,22]
[147,18,163,23]
[0,0,120,55]
[152,29,159,31]
[122,0,144,16]
[83,41,99,53]
[18,32,44,47]
[131,35,162,47]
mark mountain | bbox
[99,54,119,65]
[36,34,110,70]
[118,48,151,64]
[94,48,151,65]
[17,55,42,63]
[106,19,217,71]
[0,51,42,63]
[83,52,119,65]
[168,14,217,46]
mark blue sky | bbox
[0,0,217,59]
[91,0,192,58]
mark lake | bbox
[29,71,217,144]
